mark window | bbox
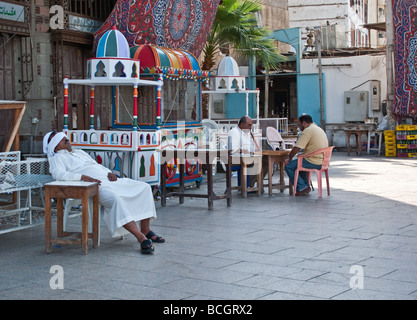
[162,80,200,123]
[67,0,117,20]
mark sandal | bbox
[146,231,165,243]
[140,239,154,254]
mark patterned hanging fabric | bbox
[93,0,220,58]
[392,0,417,121]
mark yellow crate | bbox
[396,125,407,131]
[397,144,408,149]
[406,125,417,131]
[385,151,396,157]
[408,152,417,158]
[384,130,395,136]
[407,135,417,140]
[385,136,396,142]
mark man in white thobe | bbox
[43,131,164,254]
[228,116,262,188]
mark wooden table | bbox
[231,153,263,198]
[44,181,99,254]
[345,129,369,155]
[158,148,232,210]
[262,150,292,195]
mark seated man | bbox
[284,114,329,196]
[228,116,262,188]
[43,131,164,254]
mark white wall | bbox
[288,0,348,29]
[300,54,387,124]
[288,0,370,48]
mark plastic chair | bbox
[293,146,335,198]
[266,127,295,151]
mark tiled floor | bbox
[1,152,417,300]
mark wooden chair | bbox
[293,146,335,198]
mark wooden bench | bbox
[0,152,53,233]
[158,148,232,210]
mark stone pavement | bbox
[1,151,417,300]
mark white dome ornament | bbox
[211,55,246,92]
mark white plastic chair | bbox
[266,127,296,151]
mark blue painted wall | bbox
[225,91,257,119]
[298,73,326,126]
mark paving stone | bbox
[1,152,417,300]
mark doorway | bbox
[273,91,289,118]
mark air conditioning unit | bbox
[315,25,347,49]
[344,91,368,122]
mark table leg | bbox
[179,163,184,204]
[377,132,382,156]
[160,163,166,207]
[226,152,232,207]
[268,157,272,196]
[81,194,88,254]
[347,132,351,156]
[241,161,247,198]
[356,134,360,155]
[45,191,52,254]
[207,162,213,210]
[257,166,262,197]
[279,161,285,193]
[57,198,64,237]
[92,194,99,248]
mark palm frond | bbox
[202,0,286,72]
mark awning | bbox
[362,22,386,32]
[130,44,209,79]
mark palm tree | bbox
[202,0,285,72]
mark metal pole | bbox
[264,74,269,118]
[89,86,95,130]
[316,28,325,129]
[385,0,396,130]
[133,84,138,130]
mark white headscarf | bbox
[43,131,67,157]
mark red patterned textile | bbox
[392,0,417,121]
[94,0,220,58]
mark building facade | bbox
[0,0,115,154]
[288,0,386,49]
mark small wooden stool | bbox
[44,181,99,254]
[345,129,368,155]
